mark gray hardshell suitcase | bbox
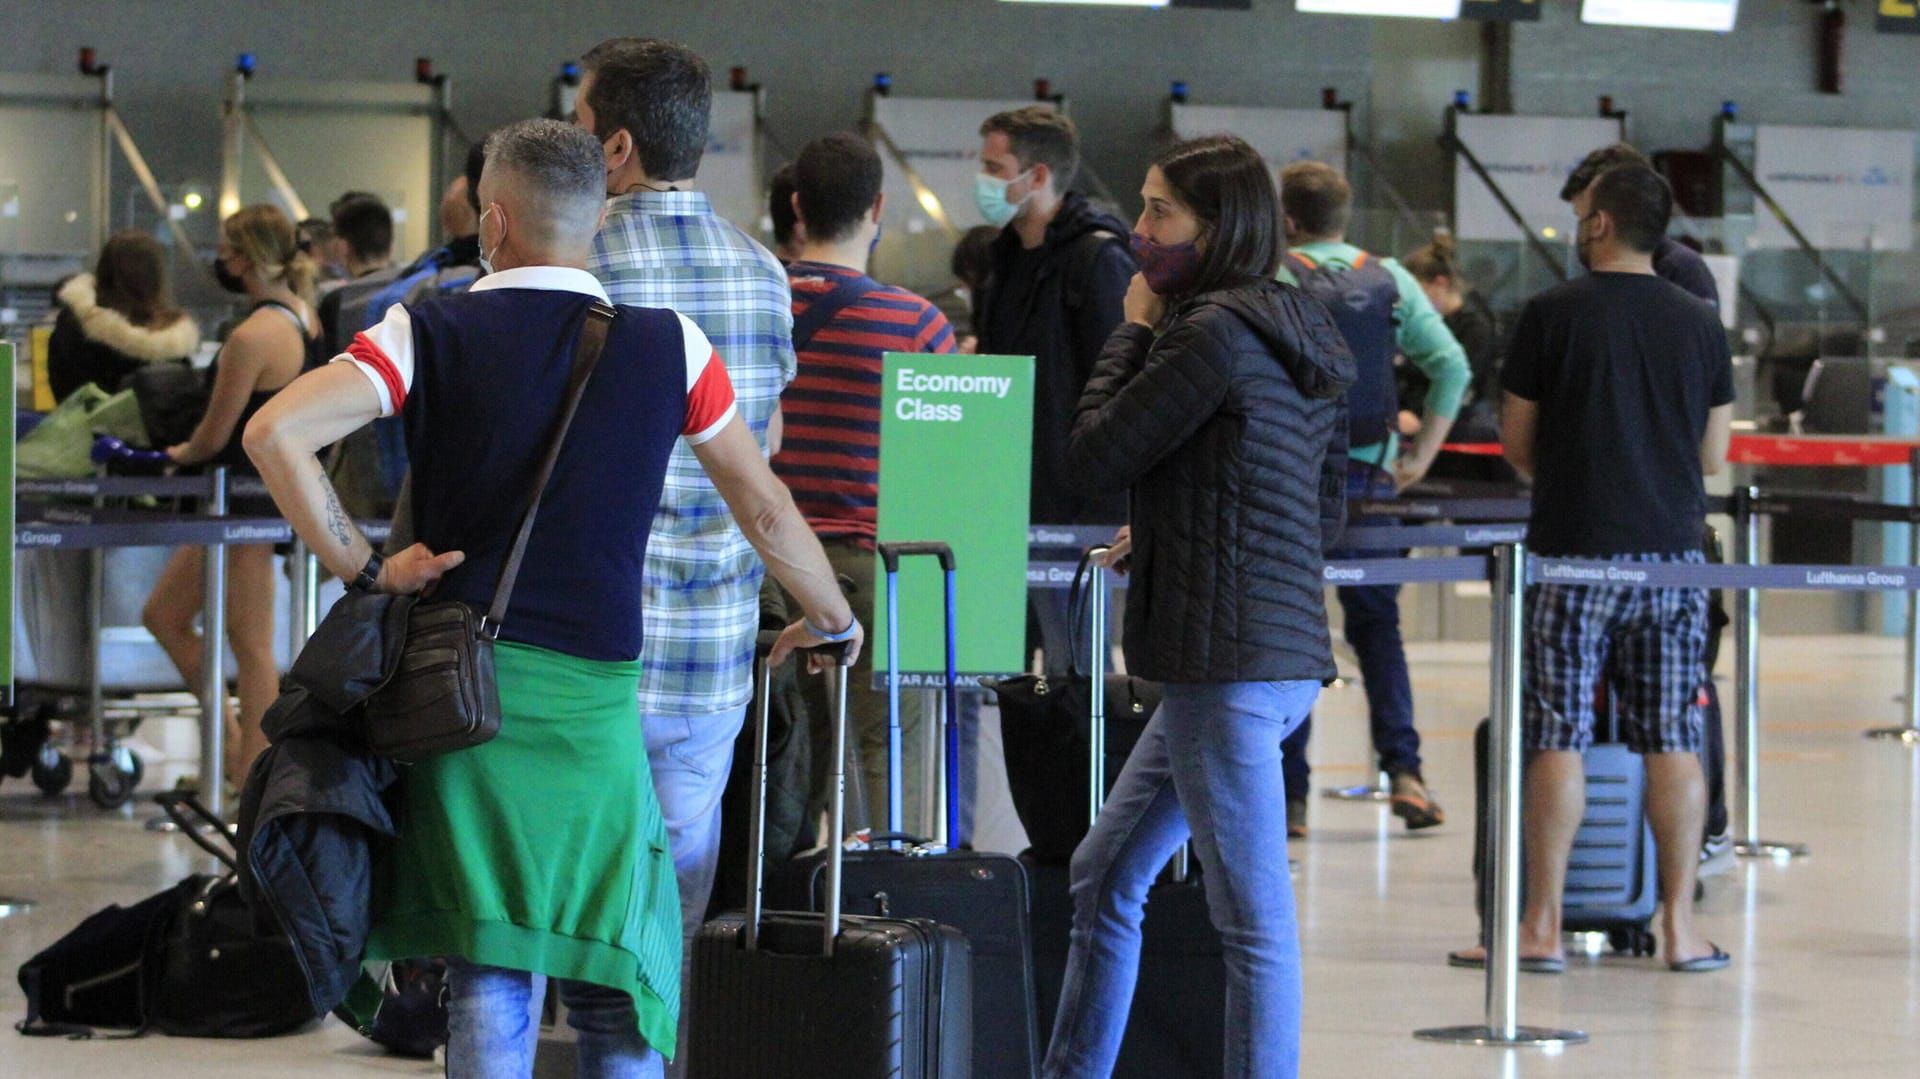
[687,632,973,1079]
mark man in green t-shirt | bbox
[1275,161,1471,836]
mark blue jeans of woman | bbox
[445,960,663,1079]
[1041,679,1319,1079]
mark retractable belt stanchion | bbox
[1867,448,1920,744]
[199,468,230,823]
[1731,487,1808,860]
[1417,543,1586,1050]
[1324,769,1392,803]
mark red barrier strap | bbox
[1441,435,1920,468]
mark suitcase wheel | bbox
[1608,926,1657,958]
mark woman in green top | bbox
[245,120,862,1079]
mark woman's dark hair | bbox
[1402,230,1460,284]
[94,229,182,329]
[1152,134,1282,300]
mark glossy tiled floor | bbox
[3,635,1916,1078]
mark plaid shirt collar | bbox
[605,188,715,219]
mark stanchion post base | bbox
[1863,726,1920,744]
[1413,1024,1588,1048]
[0,896,37,918]
[1734,839,1809,860]
[144,813,226,836]
[1323,783,1393,802]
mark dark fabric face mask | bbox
[1129,232,1203,297]
[211,256,248,295]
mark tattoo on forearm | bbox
[320,464,352,549]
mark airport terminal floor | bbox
[4,634,1916,1079]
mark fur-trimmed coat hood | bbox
[56,273,200,361]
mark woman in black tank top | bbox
[145,204,320,789]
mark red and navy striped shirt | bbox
[772,261,956,547]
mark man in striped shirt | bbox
[772,132,957,835]
[576,39,803,1077]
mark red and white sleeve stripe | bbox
[676,312,737,445]
[336,303,416,417]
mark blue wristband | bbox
[807,617,858,643]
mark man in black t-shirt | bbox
[1562,142,1734,865]
[1453,164,1735,975]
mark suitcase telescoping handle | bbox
[874,541,961,849]
[1077,545,1193,883]
[1080,547,1111,829]
[746,631,855,956]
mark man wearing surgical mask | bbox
[971,105,1134,678]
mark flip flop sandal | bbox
[1668,944,1731,973]
[1447,950,1565,974]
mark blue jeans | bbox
[1283,466,1420,799]
[643,705,748,1079]
[1042,679,1319,1079]
[445,960,662,1079]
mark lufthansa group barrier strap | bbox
[16,515,392,551]
[1027,556,1490,590]
[1444,435,1920,469]
[1028,524,1120,551]
[1530,558,1920,592]
[15,474,272,500]
[17,476,212,499]
[1354,497,1534,521]
[1749,493,1920,525]
[1337,523,1527,550]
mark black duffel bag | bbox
[987,551,1161,864]
[16,795,316,1040]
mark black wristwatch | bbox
[350,550,385,593]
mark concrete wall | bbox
[0,0,1373,225]
[1,1,1915,224]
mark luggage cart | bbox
[5,477,316,808]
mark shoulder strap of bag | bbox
[484,301,615,635]
[791,274,883,353]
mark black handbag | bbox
[362,301,614,763]
[127,360,210,448]
[986,551,1162,864]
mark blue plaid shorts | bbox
[1523,551,1709,755]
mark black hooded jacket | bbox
[975,191,1137,526]
[1067,279,1354,684]
[236,591,411,1018]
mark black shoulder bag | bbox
[363,301,615,763]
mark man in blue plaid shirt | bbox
[577,38,803,1071]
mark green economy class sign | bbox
[874,352,1034,683]
[2,342,14,705]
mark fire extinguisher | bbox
[1817,0,1846,96]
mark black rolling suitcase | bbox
[1023,550,1227,1079]
[688,633,972,1079]
[771,542,1040,1079]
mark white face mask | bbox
[478,205,502,275]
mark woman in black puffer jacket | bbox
[1040,135,1353,1079]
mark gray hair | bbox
[481,119,606,249]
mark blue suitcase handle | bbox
[877,541,955,573]
[875,542,962,847]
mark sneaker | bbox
[1698,831,1734,878]
[1390,772,1446,831]
[1287,799,1308,840]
